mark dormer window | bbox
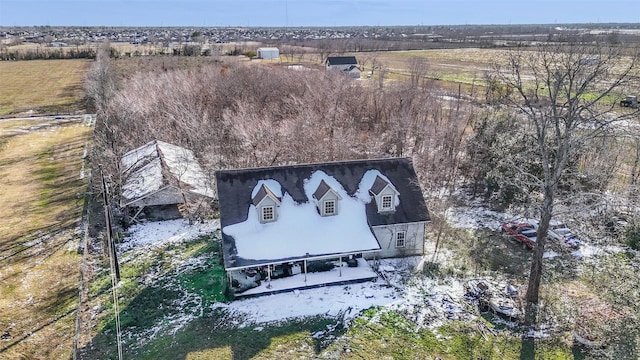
[313,179,342,217]
[369,175,399,214]
[261,206,275,222]
[381,195,393,210]
[252,183,281,224]
[324,200,336,216]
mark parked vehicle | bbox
[501,221,537,249]
[500,221,534,236]
[547,220,582,248]
[620,95,638,108]
[514,228,537,249]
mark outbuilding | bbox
[257,47,280,59]
[120,140,214,222]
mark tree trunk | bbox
[524,185,554,325]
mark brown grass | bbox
[0,59,90,116]
[0,118,92,359]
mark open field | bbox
[0,117,93,359]
[0,59,90,116]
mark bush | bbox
[625,224,640,250]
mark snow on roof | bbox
[251,179,283,199]
[120,140,213,203]
[356,170,400,208]
[121,157,165,201]
[222,171,381,266]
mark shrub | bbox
[625,224,640,250]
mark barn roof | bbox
[216,158,429,269]
[326,56,358,65]
[120,140,213,207]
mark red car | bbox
[501,221,537,249]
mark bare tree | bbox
[492,42,639,324]
[85,40,116,116]
[408,56,428,89]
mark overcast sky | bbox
[1,0,639,27]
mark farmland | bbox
[0,116,93,359]
[0,59,90,116]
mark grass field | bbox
[0,117,92,359]
[0,59,90,116]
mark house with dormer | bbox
[215,158,429,296]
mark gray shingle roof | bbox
[369,175,391,196]
[312,179,332,200]
[326,56,357,65]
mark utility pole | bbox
[99,164,123,360]
[100,165,120,280]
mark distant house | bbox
[120,140,214,222]
[216,158,429,296]
[257,47,280,59]
[326,56,361,78]
[580,58,599,66]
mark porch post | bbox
[339,257,342,277]
[267,265,272,289]
[304,260,307,283]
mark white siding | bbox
[327,64,352,71]
[257,47,279,59]
[365,222,426,259]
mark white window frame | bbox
[381,194,393,210]
[324,199,336,216]
[261,205,275,222]
[395,231,406,248]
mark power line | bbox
[99,164,123,360]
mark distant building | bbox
[326,56,361,78]
[580,58,599,66]
[257,47,280,59]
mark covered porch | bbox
[233,257,378,297]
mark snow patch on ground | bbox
[224,280,397,327]
[446,202,514,231]
[118,219,219,252]
[571,242,626,259]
